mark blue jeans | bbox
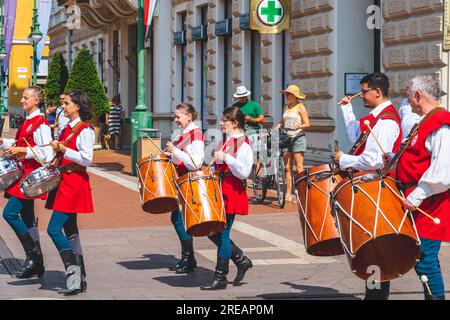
[171,209,193,241]
[415,237,445,298]
[3,197,35,235]
[208,214,236,259]
[47,211,78,252]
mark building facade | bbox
[48,0,450,164]
[8,0,50,112]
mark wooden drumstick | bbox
[364,120,387,155]
[22,137,46,167]
[185,150,200,171]
[337,92,362,105]
[421,275,433,297]
[388,185,441,225]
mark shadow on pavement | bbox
[153,269,215,288]
[117,254,180,270]
[254,282,360,300]
[6,270,67,293]
[92,162,126,174]
[117,254,217,288]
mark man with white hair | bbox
[396,75,450,300]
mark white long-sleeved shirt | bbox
[63,117,95,167]
[171,123,205,171]
[407,124,450,207]
[399,99,421,140]
[56,106,70,138]
[339,101,400,171]
[0,109,54,163]
[220,132,253,180]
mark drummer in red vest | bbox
[165,103,205,274]
[200,107,253,290]
[397,75,450,300]
[1,86,53,279]
[46,90,95,295]
[334,72,402,300]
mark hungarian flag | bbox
[144,0,158,37]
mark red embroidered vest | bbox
[354,104,402,156]
[174,128,204,176]
[397,109,450,241]
[6,115,49,200]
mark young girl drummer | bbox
[46,90,95,295]
[165,103,205,274]
[201,107,253,290]
[1,86,53,279]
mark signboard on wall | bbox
[250,0,291,34]
[444,0,450,50]
[345,73,368,96]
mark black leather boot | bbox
[170,240,197,274]
[76,255,87,293]
[230,242,253,285]
[201,256,229,290]
[58,249,83,295]
[16,233,45,279]
[364,281,390,300]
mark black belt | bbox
[61,164,87,173]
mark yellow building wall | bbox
[8,0,51,110]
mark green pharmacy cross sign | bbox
[258,0,284,26]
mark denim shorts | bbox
[281,135,307,153]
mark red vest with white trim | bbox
[354,104,402,156]
[215,136,250,216]
[6,116,49,200]
[45,122,94,214]
[174,128,204,176]
[397,109,450,241]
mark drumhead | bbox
[177,171,217,185]
[350,233,420,282]
[295,164,332,185]
[333,171,391,196]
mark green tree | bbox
[65,48,109,116]
[44,52,69,105]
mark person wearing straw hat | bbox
[232,86,265,155]
[273,84,310,203]
[0,86,53,280]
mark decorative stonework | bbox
[382,0,448,107]
[289,0,335,163]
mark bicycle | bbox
[9,113,25,129]
[251,129,287,208]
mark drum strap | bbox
[62,121,89,146]
[382,107,445,176]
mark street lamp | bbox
[28,0,42,86]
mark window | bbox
[251,31,261,104]
[223,0,232,108]
[180,12,187,101]
[200,5,208,130]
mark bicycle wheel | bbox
[274,154,286,208]
[252,161,269,203]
